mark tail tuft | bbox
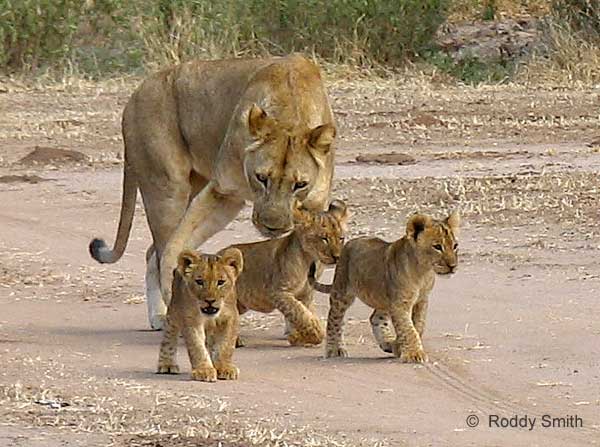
[89,238,111,263]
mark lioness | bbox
[88,54,336,330]
[310,211,459,363]
[225,200,348,347]
[157,248,243,382]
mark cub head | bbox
[244,104,336,238]
[406,210,460,275]
[176,248,244,318]
[294,200,349,265]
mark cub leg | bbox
[272,291,324,346]
[412,298,429,338]
[325,290,355,358]
[210,317,240,380]
[369,309,396,354]
[156,316,181,374]
[182,326,216,382]
[390,300,427,363]
[286,282,318,338]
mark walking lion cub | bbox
[226,200,348,347]
[310,211,459,363]
[157,248,243,381]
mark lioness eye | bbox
[433,244,443,252]
[340,236,345,243]
[453,243,459,250]
[256,173,268,186]
[217,279,226,287]
[321,237,328,243]
[293,181,308,191]
[195,278,204,286]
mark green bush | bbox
[0,0,451,74]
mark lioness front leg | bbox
[157,316,181,374]
[390,302,427,363]
[182,326,216,382]
[160,182,245,305]
[272,291,324,346]
[211,318,240,380]
[325,290,355,358]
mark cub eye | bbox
[293,181,308,191]
[217,279,226,287]
[255,173,268,187]
[195,278,204,286]
[433,244,443,252]
[340,236,345,243]
[453,243,459,250]
[321,237,329,243]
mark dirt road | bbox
[1,78,599,446]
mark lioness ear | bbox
[248,104,269,137]
[328,199,349,228]
[220,248,244,279]
[446,210,460,236]
[308,123,336,154]
[406,213,432,241]
[178,250,202,276]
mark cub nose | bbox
[205,298,216,306]
[448,264,457,273]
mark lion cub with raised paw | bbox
[157,248,243,382]
[225,200,348,347]
[311,211,459,363]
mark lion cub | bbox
[224,200,348,347]
[157,248,243,382]
[311,211,459,363]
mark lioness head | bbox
[295,200,349,265]
[406,211,460,275]
[244,104,336,238]
[176,248,244,318]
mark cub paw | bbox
[191,366,217,382]
[216,364,239,380]
[287,320,324,346]
[399,347,428,364]
[157,363,180,374]
[325,345,348,358]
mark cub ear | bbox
[446,210,460,236]
[248,104,269,138]
[406,213,432,241]
[308,123,336,155]
[220,247,244,279]
[177,250,202,276]
[328,199,350,228]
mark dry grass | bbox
[517,20,600,86]
[448,0,551,21]
[0,358,388,447]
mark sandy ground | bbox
[1,76,599,446]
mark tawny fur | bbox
[88,54,336,330]
[224,200,348,347]
[312,211,460,363]
[157,248,243,381]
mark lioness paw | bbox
[150,314,166,331]
[325,345,348,358]
[399,347,428,364]
[191,366,217,382]
[157,363,180,374]
[216,364,239,380]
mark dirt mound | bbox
[0,174,49,184]
[17,147,88,166]
[355,152,417,165]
